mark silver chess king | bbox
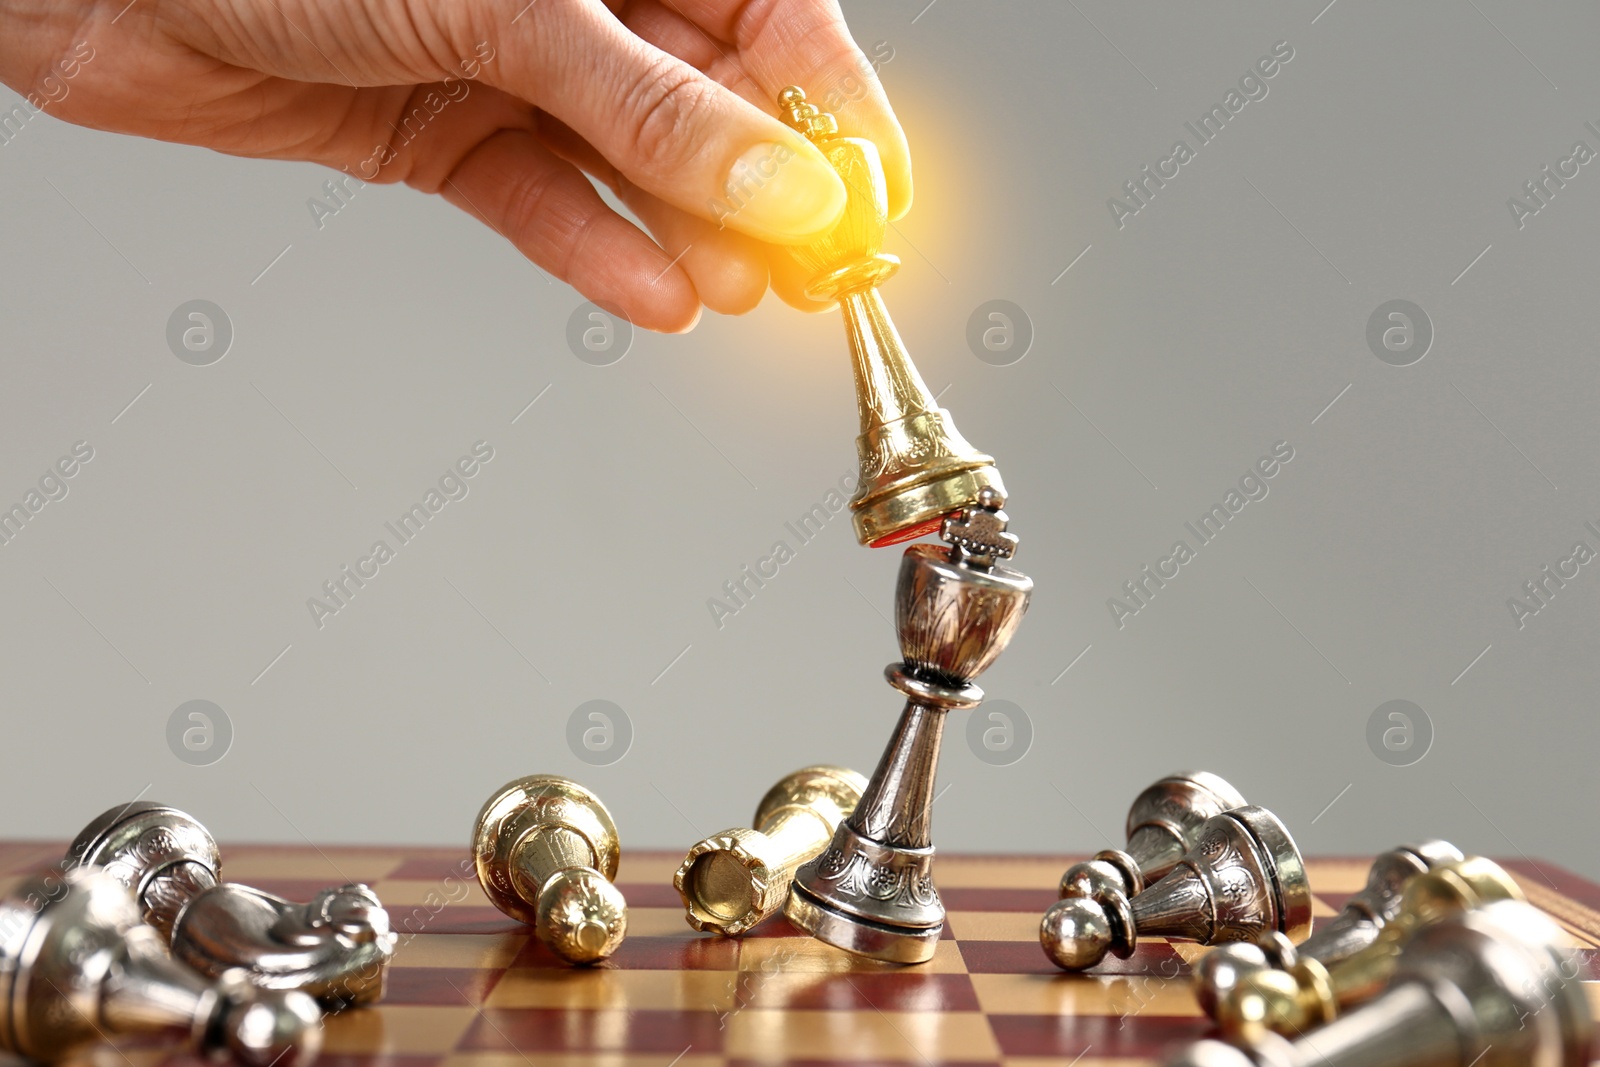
[784,490,1032,962]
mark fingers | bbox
[435,127,701,332]
[657,0,913,220]
[535,116,769,315]
[476,2,847,245]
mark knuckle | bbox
[620,58,715,175]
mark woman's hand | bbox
[0,0,911,331]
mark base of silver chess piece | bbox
[68,801,396,1006]
[0,867,322,1066]
[786,490,1032,964]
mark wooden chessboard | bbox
[3,842,1598,1066]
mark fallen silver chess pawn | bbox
[67,801,396,1006]
[1040,805,1311,971]
[1057,772,1249,902]
[0,866,321,1066]
[1193,839,1464,1019]
[1165,899,1593,1067]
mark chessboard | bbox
[3,842,1598,1066]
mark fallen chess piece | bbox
[1057,772,1248,903]
[1212,854,1523,1038]
[786,491,1032,964]
[473,774,626,965]
[1193,839,1462,1020]
[67,801,396,1007]
[1164,899,1593,1067]
[1040,805,1311,971]
[675,765,867,936]
[0,866,321,1066]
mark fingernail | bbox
[716,139,847,244]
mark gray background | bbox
[3,1,1597,880]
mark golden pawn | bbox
[778,86,1006,548]
[472,775,626,965]
[1218,855,1524,1040]
[674,765,867,936]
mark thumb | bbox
[490,5,847,244]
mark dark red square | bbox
[961,939,1186,976]
[988,1012,1210,1057]
[743,971,981,1013]
[460,1007,725,1053]
[380,966,503,1005]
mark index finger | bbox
[664,0,912,220]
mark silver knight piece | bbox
[785,488,1032,963]
[0,867,322,1066]
[1193,839,1463,1019]
[67,801,396,1006]
[1059,772,1248,902]
[1166,900,1593,1067]
[1041,805,1312,971]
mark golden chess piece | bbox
[0,866,322,1066]
[472,775,626,965]
[675,765,867,936]
[1215,855,1524,1040]
[778,86,1005,548]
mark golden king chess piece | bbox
[1214,855,1524,1040]
[675,765,867,936]
[472,775,627,965]
[778,86,1005,548]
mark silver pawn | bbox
[68,801,396,1006]
[1058,772,1248,903]
[1040,806,1311,971]
[0,867,321,1066]
[1193,839,1462,1019]
[1165,899,1593,1067]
